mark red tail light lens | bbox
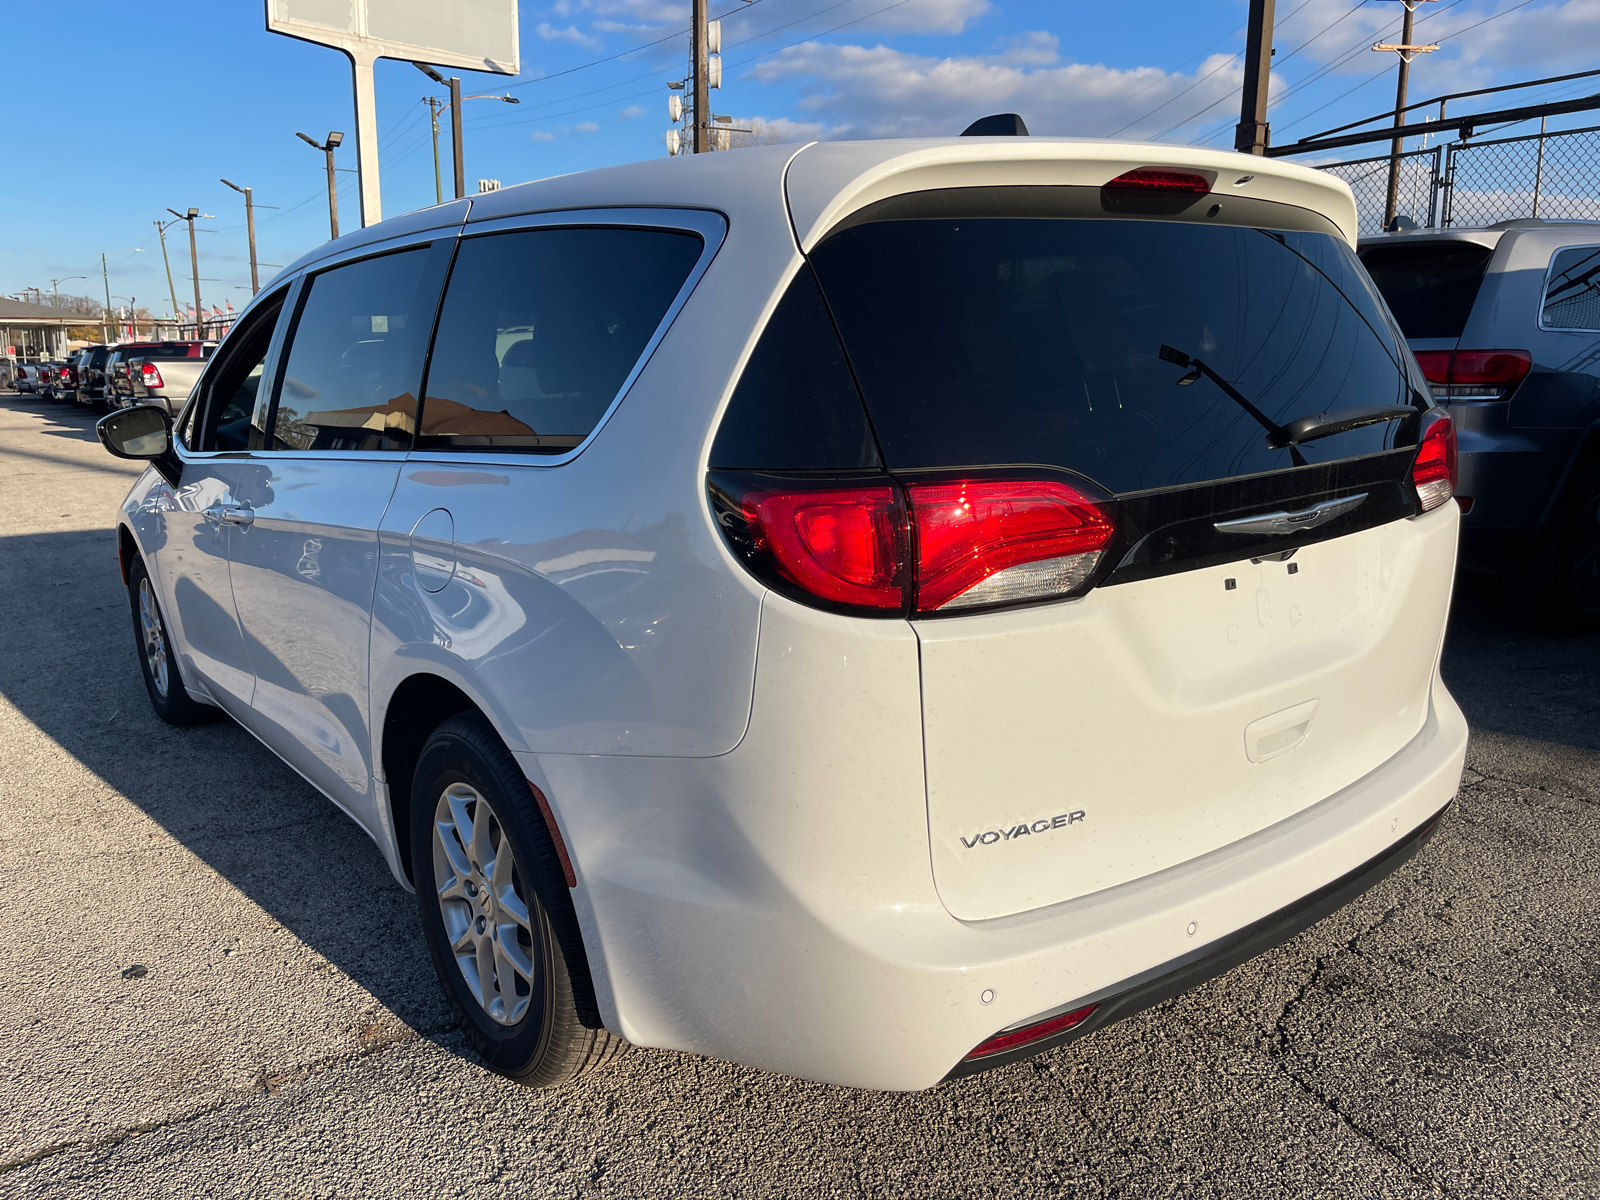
[1412,410,1457,513]
[741,485,907,609]
[59,367,70,381]
[964,1004,1097,1061]
[1411,348,1530,400]
[907,480,1116,611]
[1104,168,1211,194]
[140,362,164,388]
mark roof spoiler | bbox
[961,113,1029,136]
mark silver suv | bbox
[1360,220,1600,633]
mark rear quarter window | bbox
[1541,245,1600,330]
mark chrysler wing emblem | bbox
[1214,493,1368,537]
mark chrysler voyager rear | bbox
[104,136,1467,1092]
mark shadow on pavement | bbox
[0,527,457,1053]
[1441,570,1600,756]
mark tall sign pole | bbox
[266,0,518,227]
[450,76,465,198]
[1235,0,1275,155]
[1374,0,1439,229]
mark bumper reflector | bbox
[963,1003,1097,1061]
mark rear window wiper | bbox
[1269,404,1417,448]
[1158,344,1307,468]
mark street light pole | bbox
[220,178,260,295]
[49,276,86,307]
[101,254,113,344]
[412,64,518,200]
[167,207,208,340]
[155,220,181,332]
[297,131,345,240]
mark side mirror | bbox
[97,405,180,485]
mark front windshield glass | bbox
[811,214,1419,494]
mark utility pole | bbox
[424,96,445,204]
[1235,0,1275,155]
[167,207,208,340]
[221,179,260,295]
[450,76,465,199]
[101,254,113,344]
[155,220,181,328]
[1374,0,1439,229]
[297,131,344,240]
[692,0,709,153]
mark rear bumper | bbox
[532,650,1469,1091]
[945,800,1448,1080]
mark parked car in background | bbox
[127,342,216,415]
[14,362,47,393]
[106,342,211,411]
[99,137,1467,1092]
[1360,219,1600,633]
[75,345,113,411]
[45,356,82,404]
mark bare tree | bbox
[725,119,790,149]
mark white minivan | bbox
[98,135,1467,1092]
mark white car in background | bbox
[98,130,1467,1091]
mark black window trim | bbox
[1538,240,1600,333]
[405,205,728,469]
[174,280,295,457]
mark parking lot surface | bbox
[0,393,1596,1199]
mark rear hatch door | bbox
[808,184,1453,921]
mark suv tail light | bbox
[709,472,1117,617]
[1412,410,1457,513]
[58,367,71,381]
[140,362,164,389]
[1411,349,1530,400]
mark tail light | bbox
[1411,349,1530,400]
[964,1004,1097,1062]
[140,362,164,389]
[59,367,70,381]
[1412,410,1457,513]
[906,479,1115,612]
[709,472,1116,617]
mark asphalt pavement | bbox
[0,392,1596,1199]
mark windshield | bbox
[810,212,1418,495]
[1358,240,1493,340]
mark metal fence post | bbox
[1532,115,1547,219]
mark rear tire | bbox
[1514,464,1600,636]
[411,712,625,1088]
[127,557,215,725]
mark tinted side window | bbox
[1541,246,1600,331]
[193,291,286,452]
[267,248,434,451]
[419,227,703,453]
[1359,241,1493,339]
[710,265,878,470]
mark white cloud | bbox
[746,42,1248,140]
[531,130,557,142]
[575,120,600,132]
[535,22,603,49]
[618,104,647,120]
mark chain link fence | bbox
[1305,125,1600,234]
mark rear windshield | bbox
[810,209,1417,494]
[1358,241,1493,340]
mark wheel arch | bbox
[1534,416,1600,535]
[379,672,481,884]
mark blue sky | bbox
[4,0,1595,317]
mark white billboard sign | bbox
[266,0,519,226]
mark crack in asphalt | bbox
[1262,903,1453,1197]
[0,1025,423,1178]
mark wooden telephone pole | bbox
[1374,0,1439,229]
[1235,0,1276,155]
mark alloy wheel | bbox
[431,783,538,1025]
[137,577,169,698]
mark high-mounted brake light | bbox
[1103,168,1211,194]
[740,484,907,609]
[1412,410,1457,513]
[1411,349,1530,400]
[907,479,1115,611]
[964,1004,1097,1061]
[140,362,164,389]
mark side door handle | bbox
[203,503,255,527]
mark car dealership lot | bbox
[0,393,1595,1199]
